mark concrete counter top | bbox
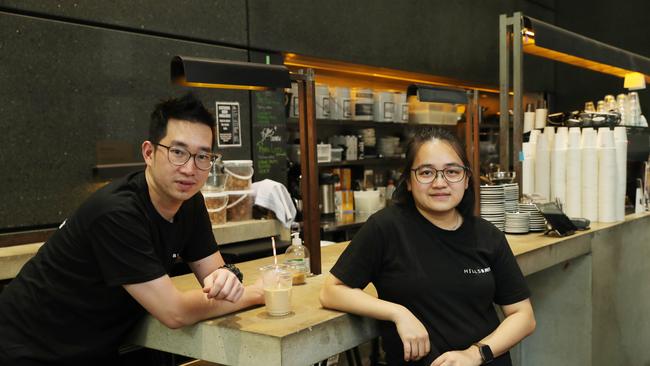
[0,242,43,280]
[127,243,380,365]
[128,212,650,365]
[3,213,649,365]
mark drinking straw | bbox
[271,236,277,265]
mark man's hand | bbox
[244,277,265,306]
[202,267,244,302]
[430,347,482,366]
[393,306,430,362]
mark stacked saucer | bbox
[518,203,547,231]
[480,185,506,231]
[503,183,519,213]
[505,212,530,234]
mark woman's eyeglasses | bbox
[411,164,468,184]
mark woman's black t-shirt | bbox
[0,171,217,364]
[330,204,530,365]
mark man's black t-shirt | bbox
[330,204,530,365]
[0,171,218,364]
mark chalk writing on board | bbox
[251,90,288,184]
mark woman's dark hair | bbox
[149,93,216,147]
[393,127,475,217]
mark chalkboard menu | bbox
[251,90,288,185]
[216,102,242,147]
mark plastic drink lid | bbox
[225,189,255,195]
[223,160,253,167]
[202,191,229,198]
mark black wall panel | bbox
[554,0,650,112]
[7,0,646,232]
[0,0,248,46]
[0,12,250,230]
[248,0,555,91]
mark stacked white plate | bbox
[503,183,519,213]
[480,185,506,231]
[518,203,547,231]
[505,212,530,234]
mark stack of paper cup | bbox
[529,129,541,144]
[522,142,535,196]
[534,132,551,201]
[543,127,555,147]
[597,127,617,222]
[565,127,582,218]
[614,127,628,221]
[524,103,535,133]
[543,127,555,199]
[581,128,598,222]
[523,130,539,197]
[551,127,568,206]
[330,86,352,120]
[535,102,548,129]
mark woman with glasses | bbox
[320,128,535,365]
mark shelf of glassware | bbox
[287,118,455,129]
[317,157,405,168]
[213,219,290,246]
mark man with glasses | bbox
[0,93,264,365]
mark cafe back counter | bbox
[124,212,650,366]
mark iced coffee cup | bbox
[259,264,293,316]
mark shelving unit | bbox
[284,54,482,234]
[212,219,289,246]
[318,157,404,168]
[287,118,452,129]
[499,12,650,188]
[286,118,460,168]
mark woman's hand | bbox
[392,306,430,362]
[430,346,482,366]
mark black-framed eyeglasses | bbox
[154,143,220,171]
[411,164,469,184]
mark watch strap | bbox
[473,342,494,364]
[220,263,243,282]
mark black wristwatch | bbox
[473,342,494,364]
[220,263,243,283]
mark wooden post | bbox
[293,70,322,275]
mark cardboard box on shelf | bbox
[341,190,354,213]
[332,168,342,191]
[341,168,352,191]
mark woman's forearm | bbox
[320,275,405,322]
[479,300,536,357]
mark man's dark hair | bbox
[149,93,216,147]
[392,127,475,218]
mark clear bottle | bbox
[284,232,310,275]
[385,179,396,205]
